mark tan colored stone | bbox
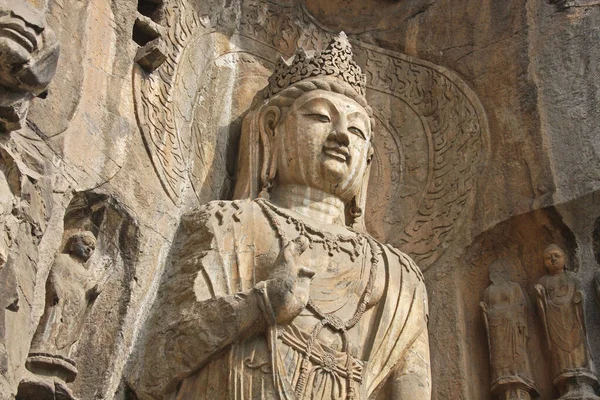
[535,245,600,399]
[0,0,59,133]
[481,258,537,399]
[128,35,431,400]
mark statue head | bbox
[233,33,374,230]
[68,231,96,263]
[488,258,511,284]
[0,0,59,94]
[543,244,566,275]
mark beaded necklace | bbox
[256,198,381,399]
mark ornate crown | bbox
[264,32,367,99]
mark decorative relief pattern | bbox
[133,0,488,269]
[353,43,489,266]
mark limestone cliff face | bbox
[0,0,599,399]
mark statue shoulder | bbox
[380,242,429,323]
[381,242,425,284]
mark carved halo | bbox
[132,0,489,270]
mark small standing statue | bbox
[481,259,538,400]
[17,231,104,400]
[535,244,600,399]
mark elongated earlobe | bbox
[260,106,281,137]
[258,106,281,198]
[366,146,374,165]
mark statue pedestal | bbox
[554,370,600,400]
[16,353,79,400]
[492,375,539,400]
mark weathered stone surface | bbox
[535,245,599,399]
[481,259,537,399]
[0,0,59,133]
[127,35,431,400]
[0,0,599,399]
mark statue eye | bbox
[349,127,366,140]
[307,113,331,123]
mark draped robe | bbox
[538,272,594,378]
[130,200,430,400]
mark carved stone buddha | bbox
[481,259,537,400]
[18,231,100,400]
[129,33,431,400]
[535,244,599,399]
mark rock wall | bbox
[0,0,599,399]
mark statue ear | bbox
[366,145,374,165]
[256,106,281,197]
[259,106,282,137]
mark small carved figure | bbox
[17,231,103,400]
[481,259,537,400]
[0,0,59,133]
[535,244,600,399]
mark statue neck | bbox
[270,184,346,226]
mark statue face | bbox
[72,237,96,262]
[489,263,508,284]
[273,89,372,201]
[544,247,565,274]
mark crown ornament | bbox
[265,32,367,99]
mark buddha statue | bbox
[480,259,537,399]
[535,244,599,399]
[129,33,431,400]
[17,231,100,400]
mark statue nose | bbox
[327,129,350,147]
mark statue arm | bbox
[572,277,587,336]
[518,285,529,338]
[131,206,311,400]
[133,287,267,399]
[480,300,491,358]
[388,323,431,399]
[389,280,431,399]
[534,283,550,345]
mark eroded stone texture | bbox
[0,0,59,133]
[0,0,599,399]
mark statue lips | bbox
[322,144,350,163]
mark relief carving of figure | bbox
[480,259,537,400]
[17,231,103,400]
[535,244,600,399]
[0,0,59,133]
[129,33,431,400]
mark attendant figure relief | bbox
[481,258,538,400]
[535,244,599,400]
[17,231,105,400]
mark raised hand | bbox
[264,236,315,325]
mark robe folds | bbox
[129,200,431,400]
